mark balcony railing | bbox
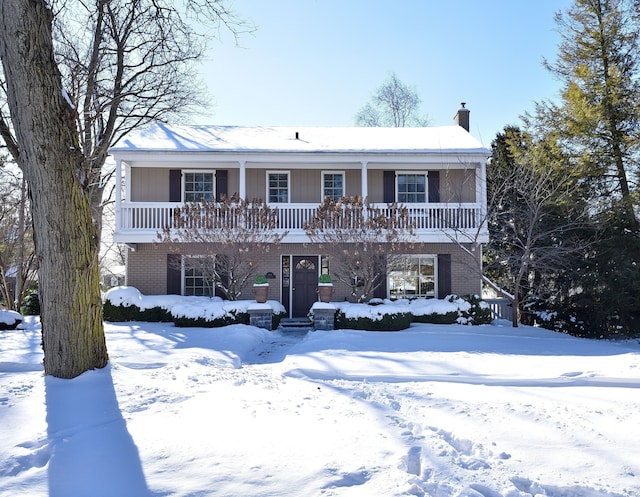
[115,202,486,241]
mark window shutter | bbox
[373,273,387,299]
[437,254,451,298]
[216,170,228,201]
[169,170,181,202]
[167,254,182,295]
[383,171,395,203]
[428,171,440,203]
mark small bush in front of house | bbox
[103,286,176,322]
[411,309,459,324]
[271,310,286,330]
[173,309,287,329]
[460,294,493,325]
[21,288,40,316]
[103,301,172,322]
[409,295,493,325]
[0,309,23,330]
[334,309,412,331]
[173,311,249,328]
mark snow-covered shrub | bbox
[104,302,173,322]
[103,287,288,329]
[410,295,492,325]
[460,295,493,325]
[21,288,40,316]
[335,310,411,331]
[103,287,173,322]
[334,301,411,331]
[0,309,22,330]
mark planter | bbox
[253,284,269,304]
[317,284,333,303]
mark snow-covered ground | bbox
[1,317,639,497]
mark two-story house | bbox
[110,105,490,318]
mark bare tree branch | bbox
[304,196,416,302]
[156,196,287,300]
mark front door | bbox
[292,256,318,317]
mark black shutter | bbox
[383,171,395,203]
[428,171,440,203]
[167,254,182,295]
[373,273,387,300]
[216,170,228,201]
[437,254,451,298]
[169,170,181,202]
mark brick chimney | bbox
[454,102,470,132]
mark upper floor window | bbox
[184,172,214,202]
[397,173,426,203]
[267,171,289,203]
[322,172,344,202]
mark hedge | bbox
[334,310,412,331]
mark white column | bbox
[361,161,368,201]
[115,158,122,232]
[239,160,246,200]
[477,159,487,226]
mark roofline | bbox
[110,148,491,163]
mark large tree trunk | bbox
[0,0,108,378]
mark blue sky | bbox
[198,1,572,147]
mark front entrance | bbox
[291,256,319,317]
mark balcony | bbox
[113,202,488,244]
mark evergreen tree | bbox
[525,0,640,337]
[486,127,593,327]
[536,0,639,228]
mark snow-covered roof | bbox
[110,123,490,156]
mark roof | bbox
[110,123,490,156]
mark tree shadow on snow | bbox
[45,365,153,497]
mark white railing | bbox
[117,202,484,233]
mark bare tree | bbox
[355,72,429,127]
[0,162,35,309]
[157,196,287,300]
[449,128,595,327]
[304,196,416,302]
[0,0,250,378]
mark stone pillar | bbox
[248,304,273,331]
[311,303,336,331]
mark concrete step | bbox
[280,317,313,329]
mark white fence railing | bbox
[484,298,513,322]
[117,202,484,232]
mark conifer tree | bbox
[524,0,640,336]
[536,0,639,228]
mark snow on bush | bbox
[0,309,23,329]
[334,301,411,321]
[103,286,286,323]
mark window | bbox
[183,256,215,296]
[322,172,344,201]
[184,172,214,202]
[295,258,316,270]
[397,173,426,203]
[267,171,289,203]
[388,255,435,299]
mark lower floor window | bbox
[388,255,436,299]
[183,256,215,296]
